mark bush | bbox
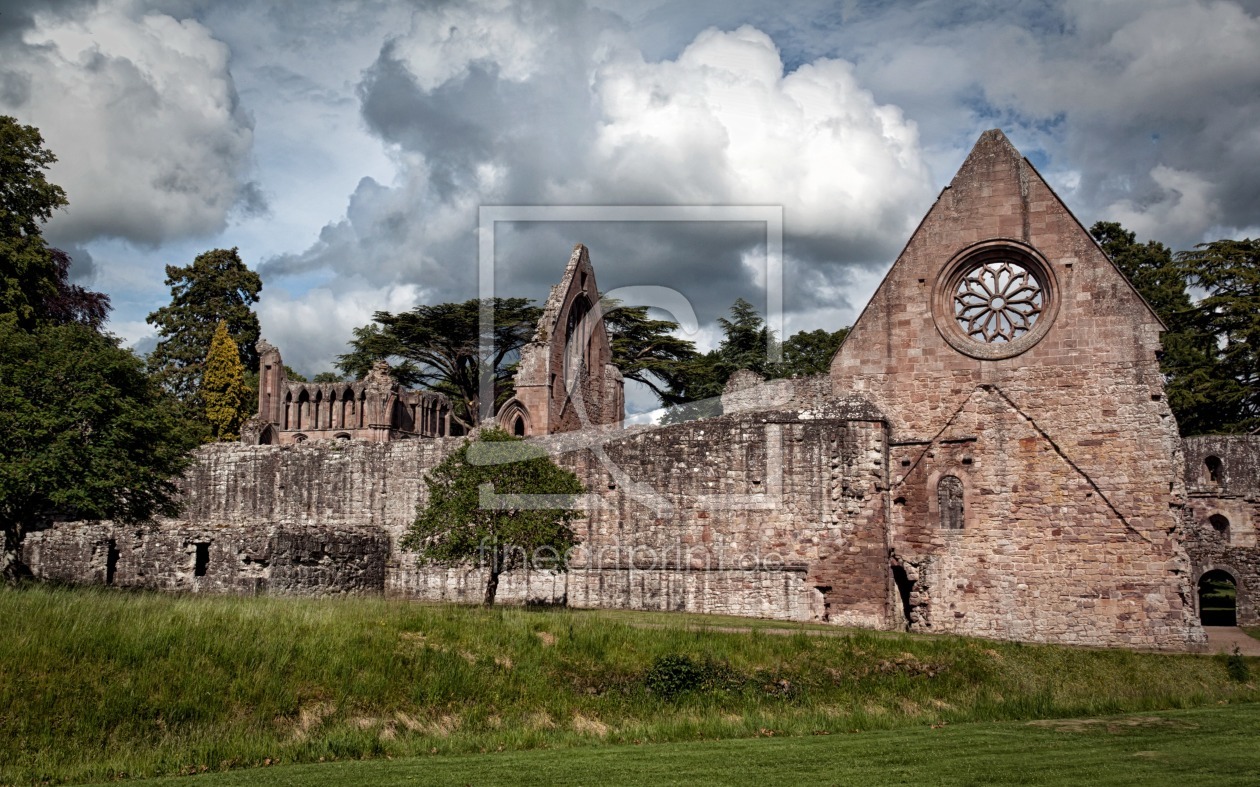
[1225,646,1251,683]
[643,654,744,699]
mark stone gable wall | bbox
[828,131,1201,650]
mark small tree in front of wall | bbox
[202,320,249,442]
[403,428,584,605]
[400,430,582,601]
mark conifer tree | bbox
[202,321,249,442]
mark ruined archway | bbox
[1198,569,1237,626]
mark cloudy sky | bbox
[4,0,1258,416]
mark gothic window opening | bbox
[513,415,526,436]
[933,242,1058,360]
[953,260,1043,343]
[564,295,592,393]
[938,475,965,530]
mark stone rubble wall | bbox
[23,521,388,596]
[1183,435,1260,625]
[24,402,886,624]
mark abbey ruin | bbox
[24,130,1260,650]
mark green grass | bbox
[1243,627,1260,642]
[2,585,1257,785]
[109,704,1260,786]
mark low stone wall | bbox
[24,521,389,596]
[388,554,817,620]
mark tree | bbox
[146,247,262,402]
[772,327,850,378]
[1178,238,1260,433]
[660,298,779,422]
[0,319,199,582]
[311,371,344,383]
[338,298,542,430]
[402,428,583,605]
[0,116,109,331]
[202,321,249,442]
[602,301,699,407]
[1090,221,1232,435]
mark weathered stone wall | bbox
[1183,435,1260,625]
[828,130,1201,650]
[26,405,885,623]
[24,522,388,596]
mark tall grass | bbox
[1,585,1255,785]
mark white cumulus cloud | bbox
[0,0,258,246]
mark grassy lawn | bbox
[110,704,1260,786]
[1243,627,1260,642]
[2,585,1256,785]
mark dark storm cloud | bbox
[265,2,933,338]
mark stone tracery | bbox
[953,260,1043,343]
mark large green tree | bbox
[1091,221,1236,435]
[1178,238,1260,433]
[202,321,250,442]
[602,301,699,407]
[403,428,583,605]
[660,298,780,422]
[0,319,199,581]
[772,327,850,378]
[146,247,262,402]
[0,118,198,582]
[0,117,109,331]
[338,298,543,430]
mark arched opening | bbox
[258,424,276,445]
[564,294,592,393]
[1209,513,1231,541]
[512,414,526,436]
[293,433,308,444]
[937,475,965,530]
[333,432,351,441]
[1198,569,1237,626]
[283,392,293,430]
[1205,456,1223,486]
[296,390,309,430]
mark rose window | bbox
[952,260,1044,344]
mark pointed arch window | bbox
[938,475,965,530]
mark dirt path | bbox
[1203,626,1260,656]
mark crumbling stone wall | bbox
[19,130,1230,651]
[26,397,886,622]
[24,521,388,596]
[1183,435,1260,625]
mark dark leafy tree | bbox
[661,298,779,422]
[338,298,543,430]
[0,116,109,330]
[311,371,345,383]
[771,327,850,378]
[402,428,583,605]
[1091,221,1231,435]
[146,247,262,401]
[0,319,199,582]
[602,300,699,407]
[1178,238,1260,433]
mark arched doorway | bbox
[1198,569,1238,626]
